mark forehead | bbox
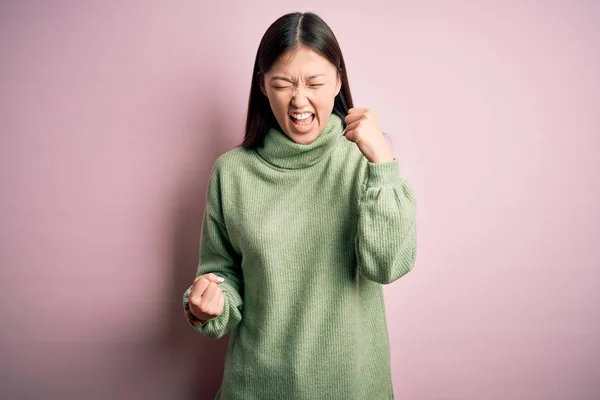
[269,46,335,76]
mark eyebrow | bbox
[270,74,326,83]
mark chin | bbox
[285,122,321,145]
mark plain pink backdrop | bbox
[1,1,599,399]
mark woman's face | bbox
[261,46,342,144]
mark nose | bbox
[291,86,309,109]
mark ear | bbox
[334,72,342,97]
[259,73,267,96]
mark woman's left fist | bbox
[343,108,394,163]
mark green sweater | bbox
[183,113,417,399]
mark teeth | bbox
[291,113,313,120]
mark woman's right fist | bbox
[189,273,225,322]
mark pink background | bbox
[1,1,599,399]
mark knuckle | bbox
[189,295,201,307]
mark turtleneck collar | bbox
[256,113,344,170]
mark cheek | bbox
[268,92,290,111]
[314,91,337,111]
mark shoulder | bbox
[210,146,255,177]
[213,146,253,168]
[204,147,253,208]
[206,145,263,198]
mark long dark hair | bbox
[241,12,354,148]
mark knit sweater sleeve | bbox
[355,158,417,284]
[182,164,243,340]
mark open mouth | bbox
[289,112,315,132]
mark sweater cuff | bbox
[365,158,402,188]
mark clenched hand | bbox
[189,273,225,322]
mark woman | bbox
[183,11,417,400]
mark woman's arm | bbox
[182,165,243,339]
[354,159,417,284]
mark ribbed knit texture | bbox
[183,113,417,400]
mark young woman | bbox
[183,11,417,400]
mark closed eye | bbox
[271,84,323,91]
